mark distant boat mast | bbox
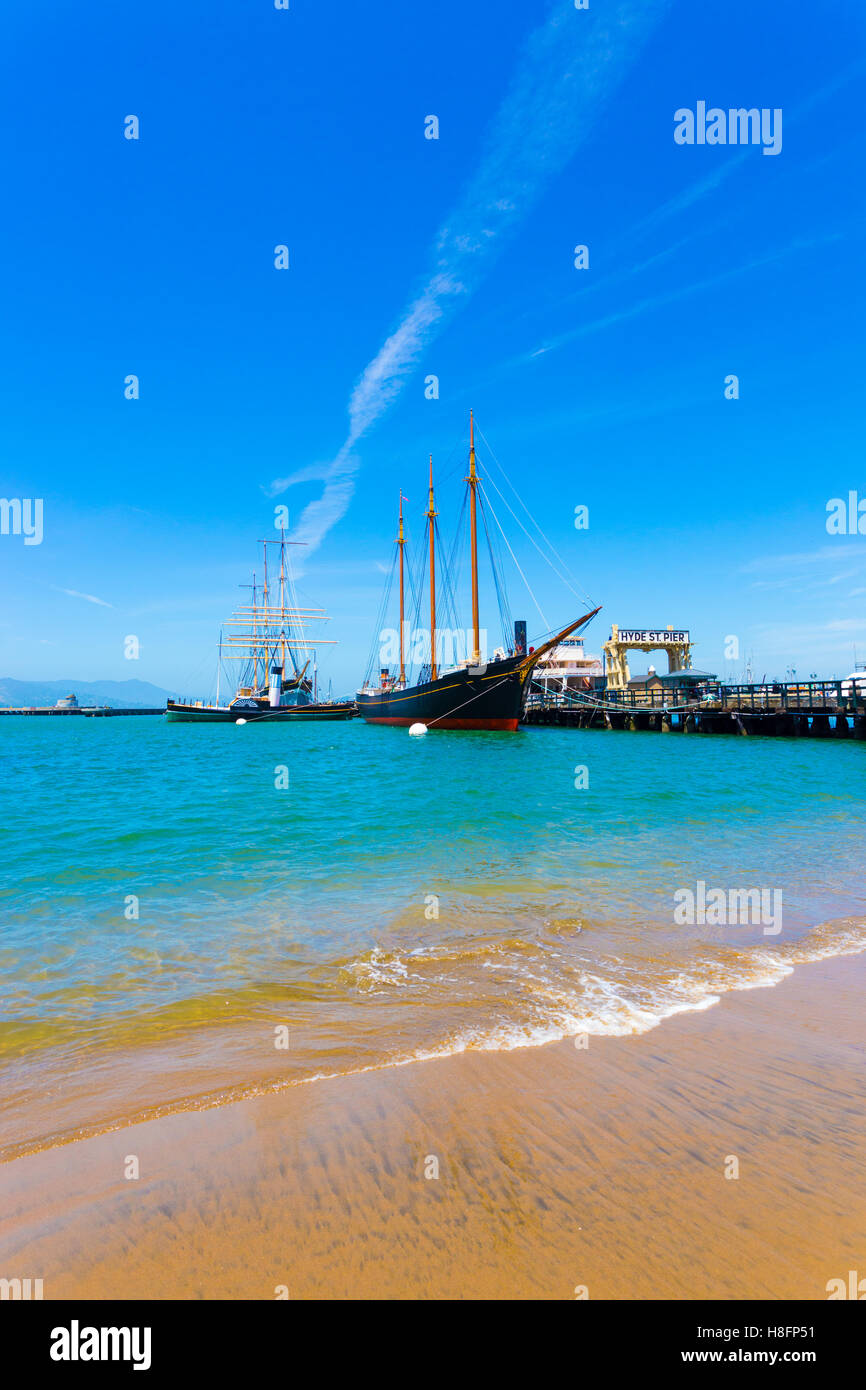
[397,491,407,686]
[468,409,481,668]
[426,455,438,682]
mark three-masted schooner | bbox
[165,534,355,723]
[355,413,600,731]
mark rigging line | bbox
[406,526,429,682]
[479,481,549,631]
[435,517,462,638]
[426,671,519,728]
[476,421,589,591]
[477,489,512,648]
[409,522,427,615]
[364,548,397,685]
[436,422,475,490]
[481,479,510,599]
[288,560,312,645]
[444,492,469,629]
[288,554,318,671]
[411,520,429,605]
[477,425,596,608]
[445,489,469,578]
[481,464,594,608]
[530,687,697,715]
[477,482,513,626]
[404,528,422,616]
[285,562,306,667]
[400,529,422,679]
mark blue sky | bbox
[1,0,864,696]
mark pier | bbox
[0,706,164,717]
[523,679,866,739]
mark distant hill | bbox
[0,678,172,709]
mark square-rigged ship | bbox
[355,413,600,731]
[165,534,355,723]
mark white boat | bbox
[532,634,604,696]
[840,668,866,698]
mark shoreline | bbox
[3,913,865,1166]
[2,949,864,1299]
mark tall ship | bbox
[166,534,355,723]
[356,413,600,731]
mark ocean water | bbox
[1,716,865,1159]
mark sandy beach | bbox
[1,949,864,1301]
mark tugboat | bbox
[165,534,355,723]
[355,413,600,731]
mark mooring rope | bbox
[425,672,518,728]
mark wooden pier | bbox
[523,680,866,739]
[0,706,164,717]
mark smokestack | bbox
[269,664,283,708]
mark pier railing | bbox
[527,679,861,715]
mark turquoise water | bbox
[1,716,865,1157]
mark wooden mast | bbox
[262,544,269,688]
[255,536,310,687]
[278,532,287,679]
[242,573,258,691]
[397,491,407,685]
[426,455,437,681]
[467,409,481,667]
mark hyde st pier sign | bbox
[602,625,694,690]
[616,629,690,645]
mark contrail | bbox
[54,587,114,608]
[268,0,672,555]
[525,230,845,360]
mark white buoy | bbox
[235,718,247,726]
[409,722,428,737]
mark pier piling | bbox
[522,677,866,743]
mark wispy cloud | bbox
[626,59,865,246]
[628,152,753,246]
[751,618,866,649]
[473,60,866,388]
[54,587,114,608]
[267,460,341,490]
[268,0,672,555]
[526,230,845,360]
[741,546,866,575]
[740,546,866,598]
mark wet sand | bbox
[1,952,864,1300]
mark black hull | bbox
[165,700,356,723]
[355,655,531,730]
